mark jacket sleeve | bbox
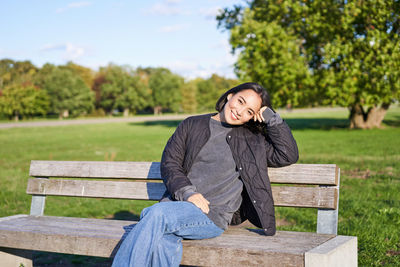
[160,118,196,200]
[262,109,299,167]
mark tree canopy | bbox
[0,84,49,121]
[34,64,94,118]
[148,68,183,114]
[218,0,400,128]
[95,64,150,116]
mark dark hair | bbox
[215,82,274,133]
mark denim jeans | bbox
[111,201,224,267]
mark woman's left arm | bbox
[255,107,299,167]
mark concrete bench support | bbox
[305,235,357,267]
[0,247,33,267]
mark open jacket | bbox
[160,113,298,235]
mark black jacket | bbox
[160,113,298,235]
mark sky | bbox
[0,0,242,80]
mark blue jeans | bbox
[111,201,224,267]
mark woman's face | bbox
[221,89,262,125]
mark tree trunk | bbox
[349,103,390,129]
[59,110,69,119]
[154,106,162,115]
[123,108,129,117]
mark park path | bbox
[0,114,191,129]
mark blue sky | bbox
[0,0,242,79]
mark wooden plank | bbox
[268,164,339,185]
[273,186,338,209]
[27,179,338,209]
[26,179,165,201]
[0,215,334,265]
[30,161,338,185]
[29,161,162,179]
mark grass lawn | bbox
[0,106,399,266]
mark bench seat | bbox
[0,214,356,266]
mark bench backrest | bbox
[27,160,340,234]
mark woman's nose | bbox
[237,107,244,117]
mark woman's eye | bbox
[238,99,243,104]
[248,111,253,115]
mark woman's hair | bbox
[215,82,274,133]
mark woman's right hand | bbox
[187,193,210,214]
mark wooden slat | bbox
[0,215,334,266]
[26,179,338,209]
[29,161,162,179]
[273,186,338,209]
[26,179,165,201]
[268,164,338,185]
[30,161,338,185]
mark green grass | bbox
[0,106,399,266]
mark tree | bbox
[218,0,400,128]
[148,68,183,114]
[34,64,94,118]
[62,62,95,89]
[0,84,49,121]
[96,64,150,116]
[196,74,238,112]
[180,80,197,113]
[0,59,37,89]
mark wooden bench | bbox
[0,160,357,267]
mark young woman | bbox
[112,82,299,267]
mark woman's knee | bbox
[140,202,169,219]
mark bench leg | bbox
[304,236,357,267]
[0,247,33,267]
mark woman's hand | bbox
[254,106,268,122]
[187,193,210,214]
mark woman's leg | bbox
[111,201,223,267]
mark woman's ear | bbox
[227,93,233,101]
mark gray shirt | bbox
[162,118,243,230]
[185,118,243,230]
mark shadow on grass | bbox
[284,118,349,130]
[129,116,400,130]
[129,120,181,128]
[109,210,140,221]
[33,251,112,267]
[131,118,351,130]
[383,115,400,127]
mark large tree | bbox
[34,64,94,118]
[96,64,150,116]
[62,62,95,89]
[148,68,183,114]
[218,0,400,128]
[0,84,49,121]
[0,59,38,89]
[196,74,238,112]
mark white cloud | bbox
[199,6,223,20]
[166,0,181,4]
[165,58,236,80]
[56,1,92,13]
[40,42,87,61]
[143,2,190,16]
[159,24,189,33]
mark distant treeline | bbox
[0,59,238,121]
